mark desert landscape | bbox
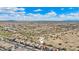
[0,21,79,51]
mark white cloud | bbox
[59,12,79,21]
[0,7,24,12]
[34,9,42,12]
[59,14,66,17]
[27,13,42,17]
[0,7,25,20]
[68,13,79,17]
[46,11,57,16]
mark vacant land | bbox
[0,21,79,51]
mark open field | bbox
[0,21,79,51]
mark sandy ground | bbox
[0,21,79,51]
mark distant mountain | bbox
[7,20,16,22]
[0,20,79,22]
[64,20,79,22]
[0,20,16,22]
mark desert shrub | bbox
[76,46,79,48]
[58,43,62,45]
[53,38,55,40]
[47,44,53,47]
[77,35,79,37]
[65,41,68,43]
[60,48,66,51]
[70,46,72,47]
[50,36,53,38]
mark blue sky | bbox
[0,7,79,21]
[24,7,79,15]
